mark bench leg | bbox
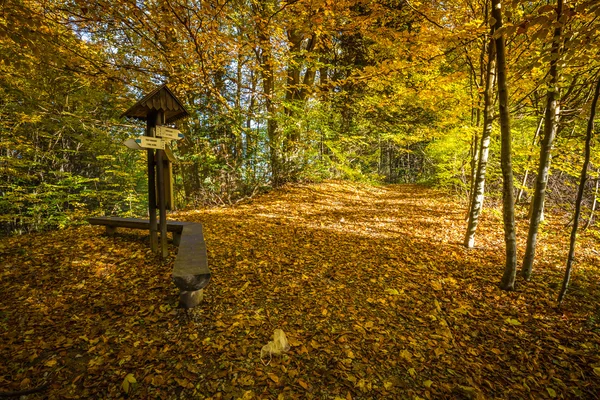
[105,226,117,236]
[179,289,204,309]
[173,232,182,246]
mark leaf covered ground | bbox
[1,181,600,399]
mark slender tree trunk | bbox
[492,0,518,291]
[259,39,280,185]
[558,77,600,306]
[584,170,599,230]
[516,112,544,203]
[464,33,496,248]
[466,34,487,220]
[521,0,563,280]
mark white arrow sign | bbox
[155,126,184,141]
[135,136,165,150]
[123,138,142,150]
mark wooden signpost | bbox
[121,84,190,258]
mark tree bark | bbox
[558,77,600,306]
[521,0,563,280]
[492,0,518,291]
[464,30,496,248]
[584,170,599,230]
[516,112,544,204]
[253,1,281,186]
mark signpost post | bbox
[121,84,190,258]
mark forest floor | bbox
[1,181,600,399]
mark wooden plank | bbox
[157,147,168,258]
[87,217,189,233]
[172,223,211,292]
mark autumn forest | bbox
[1,0,600,398]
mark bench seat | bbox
[88,217,191,245]
[88,216,211,308]
[172,223,211,308]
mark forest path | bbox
[1,181,599,398]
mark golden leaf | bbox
[122,374,136,394]
[400,349,412,361]
[298,378,309,389]
[44,359,57,367]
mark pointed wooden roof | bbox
[122,84,190,123]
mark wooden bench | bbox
[172,223,211,308]
[88,217,211,308]
[87,217,190,245]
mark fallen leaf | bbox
[44,359,57,367]
[298,378,309,389]
[122,374,136,394]
[385,288,402,295]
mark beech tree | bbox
[558,75,600,305]
[464,2,496,249]
[491,0,518,291]
[521,0,564,281]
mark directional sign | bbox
[155,126,184,141]
[135,136,165,150]
[123,138,142,150]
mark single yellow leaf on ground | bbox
[298,378,309,389]
[44,359,57,367]
[505,318,521,326]
[122,373,136,394]
[423,380,433,388]
[408,368,416,378]
[384,381,393,390]
[241,391,254,400]
[593,367,600,377]
[546,387,556,398]
[385,288,401,295]
[400,349,412,361]
[268,373,279,383]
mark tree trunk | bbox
[584,170,599,230]
[255,19,281,185]
[466,30,488,220]
[464,32,496,248]
[521,0,563,280]
[492,0,518,291]
[516,112,544,203]
[558,77,600,306]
